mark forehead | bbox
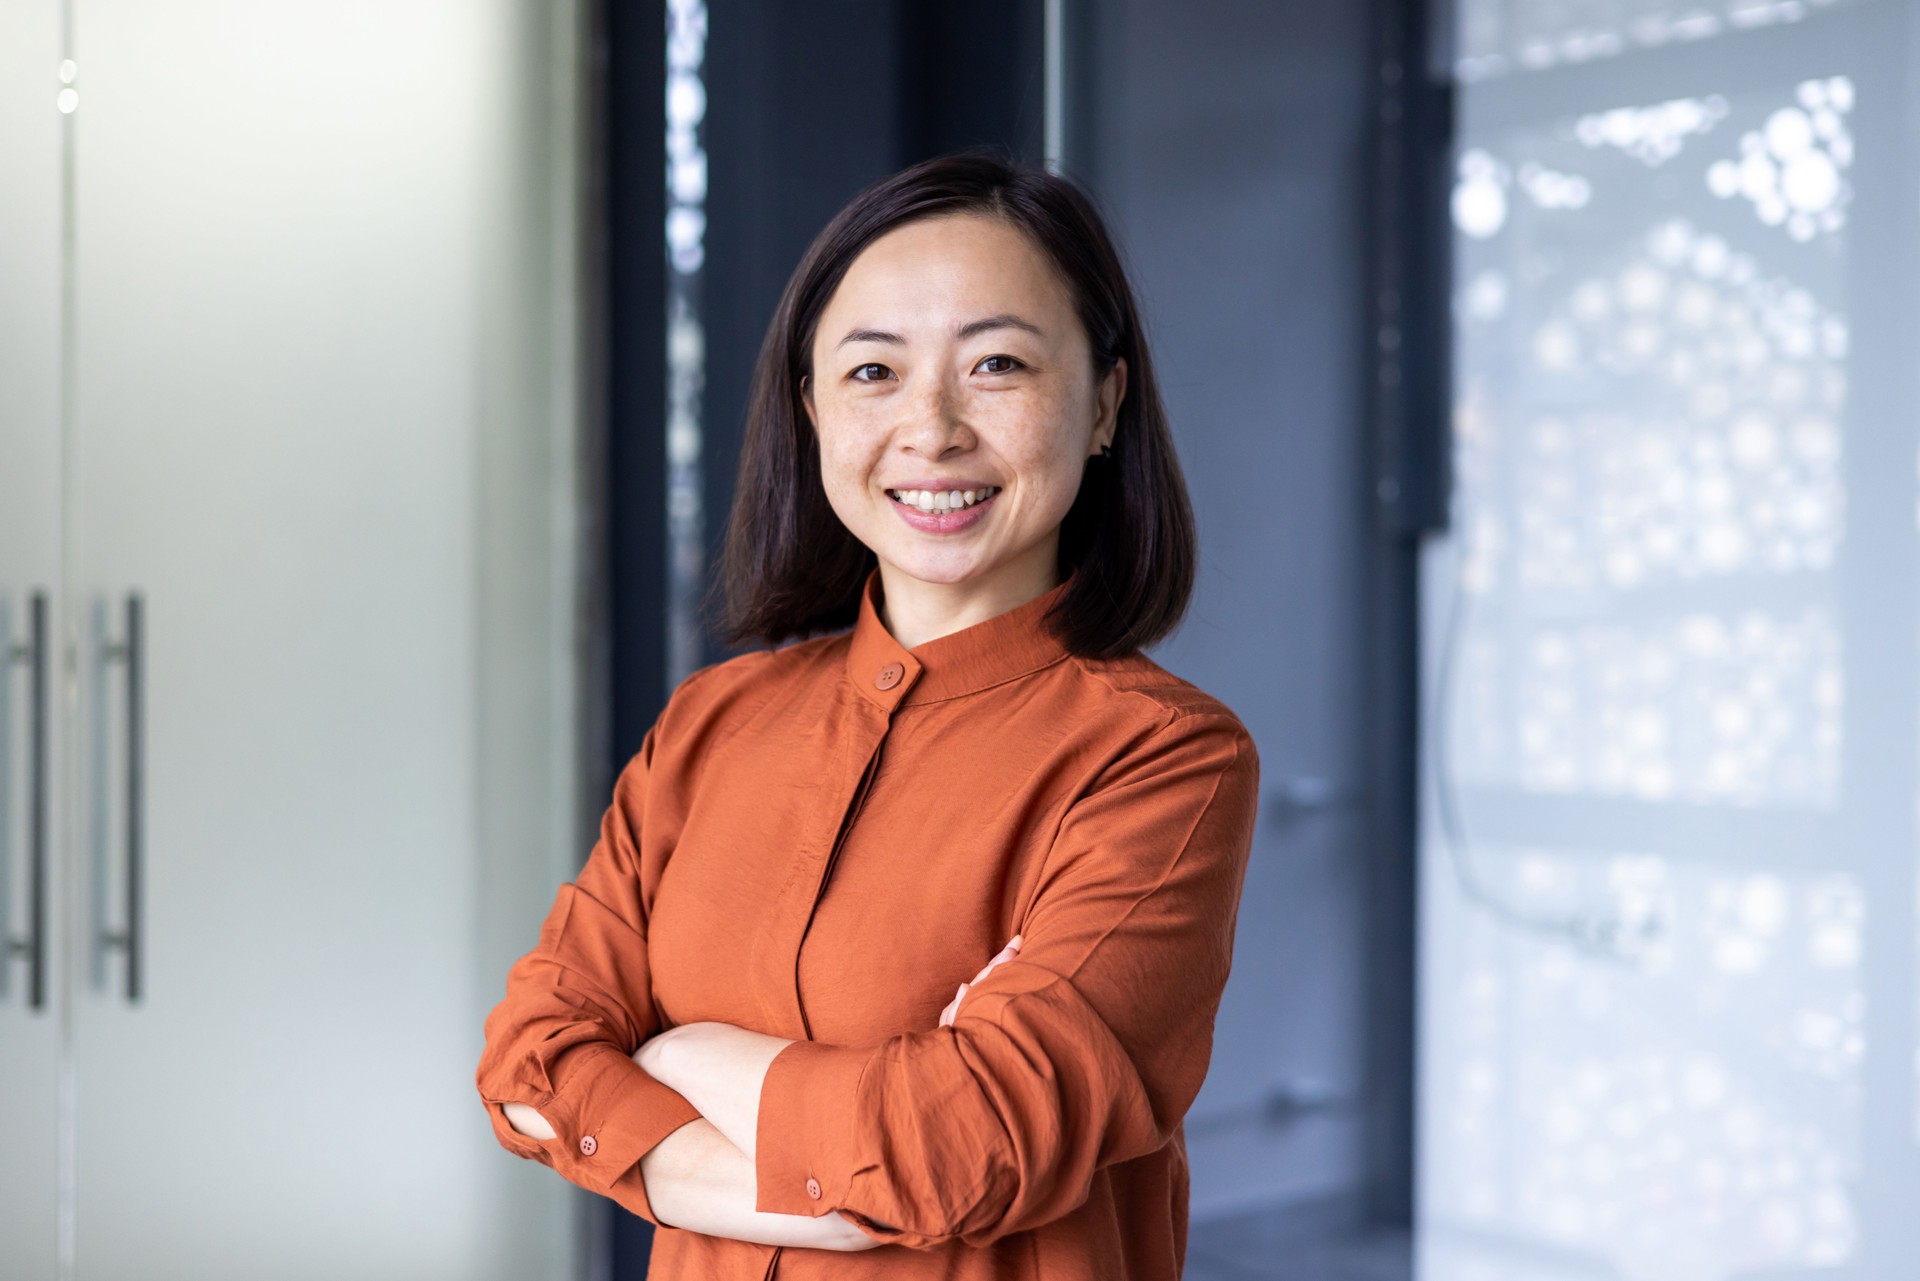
[819,213,1075,334]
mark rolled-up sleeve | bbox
[475,723,704,1226]
[752,711,1260,1249]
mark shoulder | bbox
[1063,650,1252,740]
[1046,650,1259,786]
[649,631,848,751]
[605,636,850,806]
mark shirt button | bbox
[806,1176,822,1200]
[579,1135,597,1156]
[875,662,904,690]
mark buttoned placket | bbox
[796,652,920,1034]
[746,651,916,1044]
[759,648,922,1273]
[753,567,1076,1265]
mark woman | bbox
[476,151,1261,1280]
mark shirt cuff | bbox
[752,1037,875,1216]
[550,1041,705,1222]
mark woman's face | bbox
[803,212,1126,599]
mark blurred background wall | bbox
[1420,3,1920,1279]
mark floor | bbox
[1184,1198,1412,1281]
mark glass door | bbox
[0,3,70,1277]
[61,4,556,1276]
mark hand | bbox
[939,934,1022,1027]
[501,1100,556,1141]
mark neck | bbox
[876,541,1060,650]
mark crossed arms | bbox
[496,942,1019,1251]
[474,710,1258,1253]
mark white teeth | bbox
[889,486,998,514]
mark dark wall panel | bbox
[699,0,1044,666]
[1077,0,1397,1234]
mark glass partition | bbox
[1418,2,1917,1276]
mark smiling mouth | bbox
[885,486,1001,515]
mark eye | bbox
[976,354,1022,375]
[849,362,894,383]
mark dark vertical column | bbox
[606,0,670,768]
[698,0,1044,667]
[1361,0,1451,1231]
[895,1,1045,165]
[1056,0,1102,181]
[698,0,902,664]
[603,0,666,1269]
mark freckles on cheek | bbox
[996,387,1087,456]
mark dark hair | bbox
[709,149,1196,660]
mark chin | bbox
[881,550,990,588]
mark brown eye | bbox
[851,363,892,383]
[977,355,1020,374]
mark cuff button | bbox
[579,1135,598,1156]
[805,1176,822,1200]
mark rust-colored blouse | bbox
[476,566,1261,1279]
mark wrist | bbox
[827,1210,885,1251]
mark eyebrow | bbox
[835,313,1045,349]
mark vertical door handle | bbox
[4,592,50,1010]
[100,594,143,1003]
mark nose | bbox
[897,370,973,456]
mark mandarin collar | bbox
[846,565,1075,709]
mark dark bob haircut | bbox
[710,149,1197,660]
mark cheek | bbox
[984,389,1090,477]
[813,415,885,496]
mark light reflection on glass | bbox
[1453,0,1854,82]
[666,0,708,685]
[1450,608,1841,804]
[1424,849,1862,1276]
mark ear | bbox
[799,374,818,432]
[1091,356,1127,455]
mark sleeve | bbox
[475,719,705,1226]
[751,711,1261,1249]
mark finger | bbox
[969,938,1024,986]
[987,938,1022,969]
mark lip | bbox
[886,486,999,534]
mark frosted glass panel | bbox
[1454,0,1859,82]
[1418,4,1917,1278]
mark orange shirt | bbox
[477,566,1261,1279]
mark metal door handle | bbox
[100,594,143,1003]
[4,592,50,1010]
